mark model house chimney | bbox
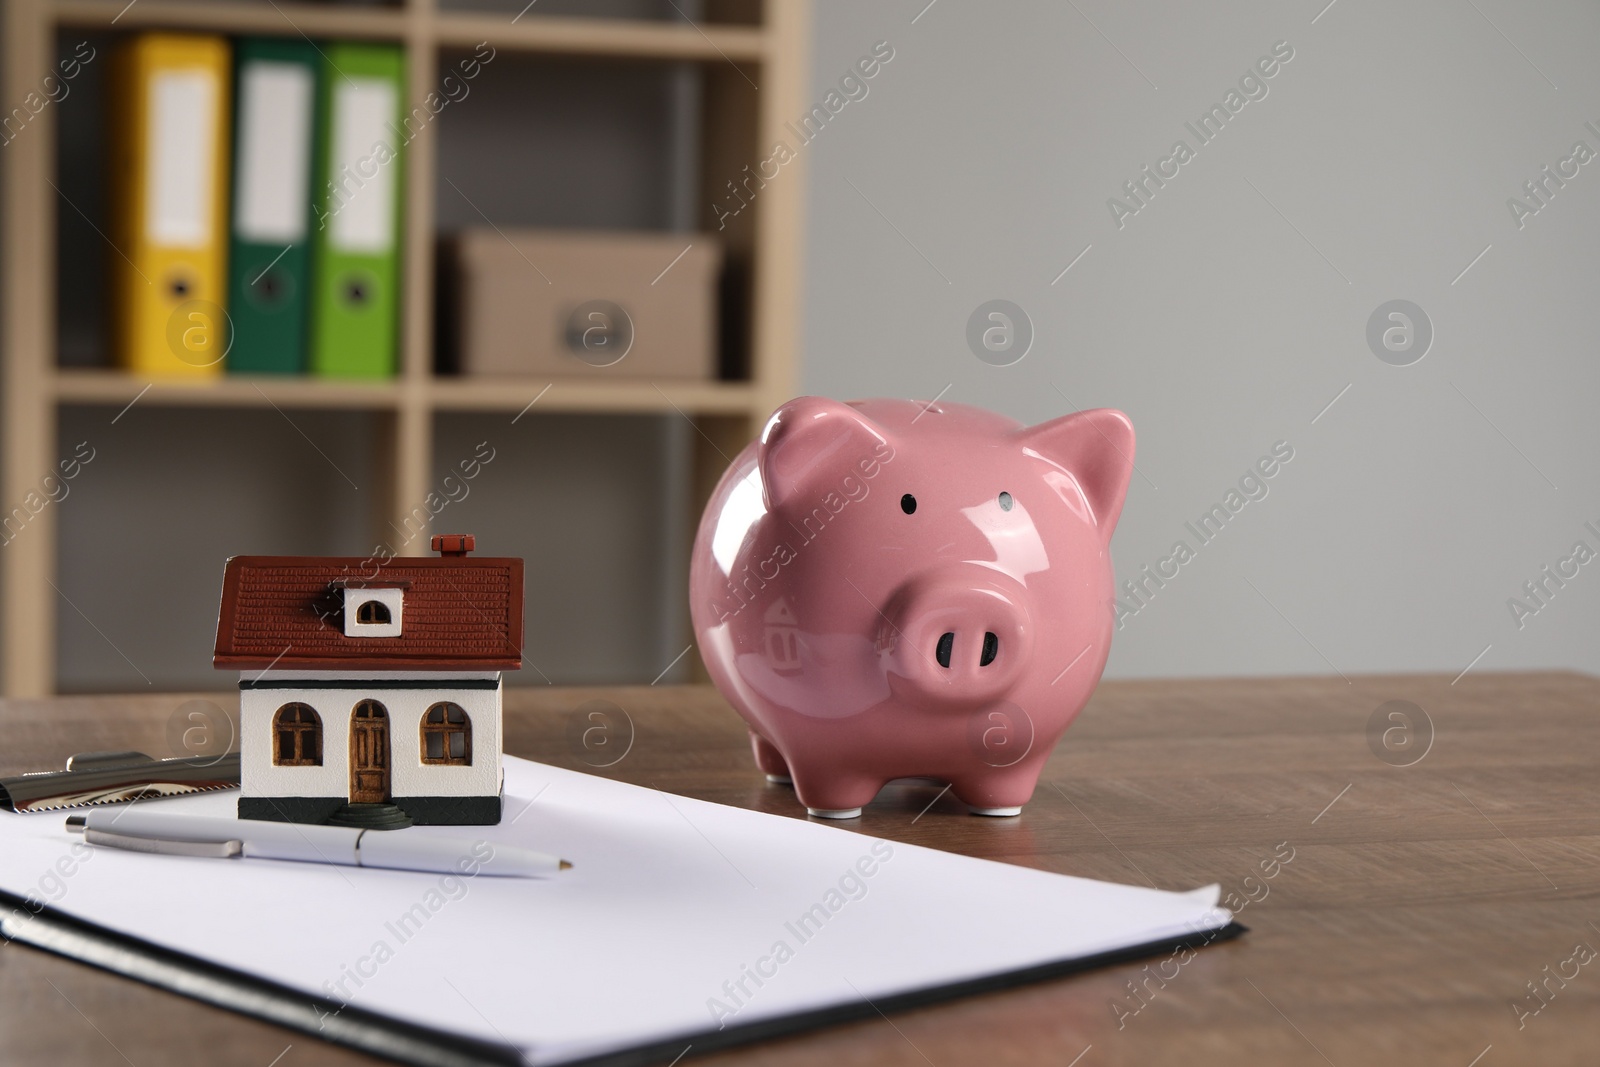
[432,534,475,557]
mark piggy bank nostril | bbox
[935,632,955,669]
[980,631,999,667]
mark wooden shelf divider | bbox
[50,370,764,416]
[53,0,412,39]
[53,369,407,410]
[52,1,768,61]
[435,12,766,61]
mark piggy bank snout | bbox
[886,572,1033,703]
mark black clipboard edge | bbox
[0,887,1244,1067]
[562,920,1248,1067]
[0,888,522,1067]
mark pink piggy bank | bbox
[689,397,1135,819]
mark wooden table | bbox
[2,673,1597,1066]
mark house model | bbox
[212,534,523,829]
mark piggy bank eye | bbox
[900,494,917,515]
[998,491,1013,511]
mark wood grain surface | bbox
[1,673,1596,1066]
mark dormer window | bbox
[343,586,403,637]
[356,600,390,625]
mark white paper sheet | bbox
[0,757,1230,1065]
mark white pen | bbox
[66,810,570,878]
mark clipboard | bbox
[0,887,1243,1067]
[0,756,1243,1065]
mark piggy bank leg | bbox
[950,765,1045,817]
[749,732,792,784]
[790,770,884,820]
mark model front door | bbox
[349,700,390,803]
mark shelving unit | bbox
[1,0,809,696]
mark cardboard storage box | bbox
[450,229,721,380]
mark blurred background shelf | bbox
[436,13,766,60]
[53,370,407,410]
[426,377,760,414]
[53,0,413,39]
[52,371,760,416]
[55,1,769,61]
[1,0,809,695]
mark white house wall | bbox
[240,683,502,800]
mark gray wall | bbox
[801,0,1600,679]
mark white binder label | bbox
[329,78,397,254]
[235,62,313,243]
[147,70,217,248]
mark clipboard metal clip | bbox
[0,751,241,813]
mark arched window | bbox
[273,703,322,766]
[356,600,391,625]
[420,702,471,765]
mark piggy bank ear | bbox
[759,397,890,509]
[1017,408,1135,536]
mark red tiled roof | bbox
[213,554,523,670]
